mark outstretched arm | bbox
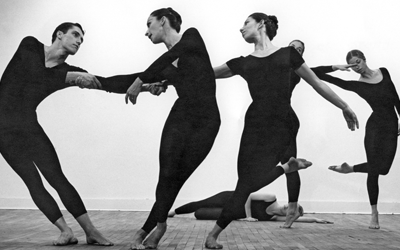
[272,216,333,224]
[295,63,359,131]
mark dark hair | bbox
[346,49,366,63]
[290,39,305,54]
[150,7,182,33]
[248,13,278,41]
[51,22,84,43]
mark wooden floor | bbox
[1,210,400,250]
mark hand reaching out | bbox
[75,73,102,89]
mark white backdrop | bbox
[1,0,399,213]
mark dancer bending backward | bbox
[205,13,358,249]
[313,49,400,229]
[169,191,333,224]
[0,22,114,246]
[124,8,221,249]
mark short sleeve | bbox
[226,56,245,76]
[289,46,304,70]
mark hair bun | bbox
[167,7,182,25]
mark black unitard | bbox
[0,36,90,223]
[216,47,304,229]
[314,66,399,205]
[174,191,276,221]
[133,28,220,233]
[0,36,139,224]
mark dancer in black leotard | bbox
[124,8,221,250]
[313,49,400,229]
[205,13,359,249]
[168,191,332,224]
[0,22,114,246]
[282,39,306,209]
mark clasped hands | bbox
[125,77,167,105]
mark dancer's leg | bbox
[0,129,69,244]
[30,126,112,246]
[143,116,220,249]
[205,120,311,248]
[173,191,233,216]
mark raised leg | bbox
[328,162,354,173]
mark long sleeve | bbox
[312,66,357,91]
[139,28,203,83]
[96,73,141,94]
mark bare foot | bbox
[328,162,353,174]
[53,231,78,246]
[142,223,167,249]
[281,203,301,228]
[205,235,223,249]
[168,211,176,217]
[86,228,113,246]
[369,212,380,229]
[283,157,312,173]
[130,229,148,250]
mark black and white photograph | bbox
[1,0,400,249]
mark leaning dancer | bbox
[205,13,358,249]
[313,49,400,229]
[0,22,113,246]
[124,8,221,249]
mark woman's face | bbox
[348,56,367,74]
[239,17,261,43]
[289,41,304,56]
[145,15,164,44]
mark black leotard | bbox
[216,47,304,229]
[134,28,221,233]
[0,36,88,223]
[174,191,276,221]
[314,66,400,205]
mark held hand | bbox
[238,217,258,222]
[76,73,102,89]
[342,106,359,131]
[125,77,143,105]
[333,64,357,72]
[148,82,167,96]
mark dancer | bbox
[124,8,221,249]
[313,49,400,229]
[168,191,333,224]
[0,22,113,246]
[205,13,358,249]
[281,39,307,214]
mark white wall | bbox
[1,0,400,213]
